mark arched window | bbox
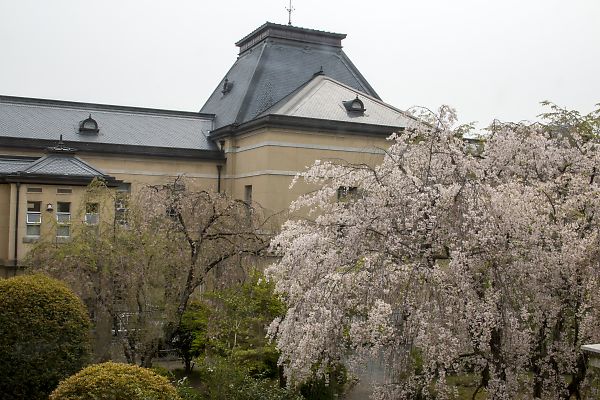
[342,96,366,114]
[79,114,99,134]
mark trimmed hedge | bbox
[50,362,181,400]
[0,274,91,399]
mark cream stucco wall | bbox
[0,125,394,269]
[0,184,12,265]
[221,127,391,216]
[0,146,223,269]
[0,148,222,192]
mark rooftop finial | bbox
[47,134,76,153]
[285,0,295,26]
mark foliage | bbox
[174,270,285,377]
[174,301,211,373]
[190,357,303,400]
[0,274,91,399]
[27,178,270,366]
[267,103,600,399]
[299,364,348,400]
[172,271,325,399]
[50,361,180,400]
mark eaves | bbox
[0,137,226,161]
[0,173,122,187]
[209,114,406,140]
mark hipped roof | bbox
[200,22,380,130]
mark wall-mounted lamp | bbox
[46,203,54,212]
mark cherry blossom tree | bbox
[266,104,600,399]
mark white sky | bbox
[1,0,598,127]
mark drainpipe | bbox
[13,182,20,267]
[216,165,222,193]
[217,139,226,194]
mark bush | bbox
[194,357,302,400]
[0,274,91,399]
[50,362,181,399]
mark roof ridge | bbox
[233,41,269,124]
[337,51,381,100]
[256,74,326,117]
[0,95,215,120]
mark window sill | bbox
[22,236,40,244]
[55,236,71,244]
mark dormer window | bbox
[221,78,234,94]
[343,96,366,114]
[79,114,99,134]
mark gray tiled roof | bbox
[0,153,111,178]
[0,158,35,174]
[200,24,380,130]
[22,153,108,177]
[259,75,416,128]
[0,96,218,151]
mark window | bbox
[337,186,358,202]
[56,202,71,237]
[26,201,41,236]
[221,77,234,94]
[85,203,99,225]
[57,188,72,194]
[166,205,179,220]
[342,96,366,114]
[27,187,42,193]
[79,114,99,134]
[244,185,253,204]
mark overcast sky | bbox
[1,0,598,127]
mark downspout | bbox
[13,182,20,267]
[216,165,222,193]
[217,139,225,194]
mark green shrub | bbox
[0,274,91,399]
[50,362,181,400]
[195,357,302,400]
[232,345,280,378]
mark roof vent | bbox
[343,96,366,114]
[222,78,234,94]
[79,114,99,134]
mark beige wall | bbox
[221,127,390,215]
[0,146,223,268]
[0,126,392,268]
[0,184,12,265]
[0,148,222,192]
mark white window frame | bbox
[26,201,42,237]
[84,203,99,225]
[56,202,71,237]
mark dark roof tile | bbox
[200,24,379,130]
[0,96,218,152]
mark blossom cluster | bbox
[267,105,600,399]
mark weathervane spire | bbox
[285,0,295,26]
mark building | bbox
[0,22,415,274]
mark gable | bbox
[260,75,416,129]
